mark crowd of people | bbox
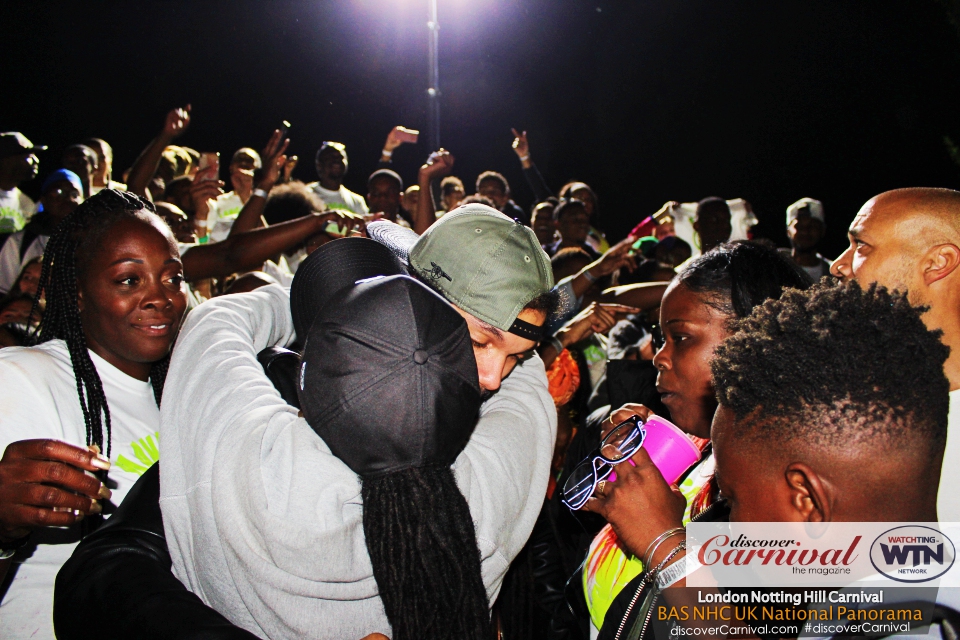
[0,104,958,640]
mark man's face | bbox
[230,152,259,193]
[40,179,82,221]
[442,187,465,212]
[163,179,194,214]
[531,204,557,245]
[86,140,110,179]
[830,196,923,303]
[557,206,591,245]
[367,177,401,218]
[788,214,825,252]
[62,146,98,186]
[712,405,803,523]
[316,149,346,183]
[694,203,732,251]
[402,188,420,214]
[477,178,508,208]
[454,306,545,395]
[1,152,39,183]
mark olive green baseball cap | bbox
[368,204,554,338]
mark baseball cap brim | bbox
[290,237,406,339]
[367,220,420,265]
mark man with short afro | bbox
[710,280,949,523]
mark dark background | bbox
[5,0,960,258]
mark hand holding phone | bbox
[395,126,419,144]
[197,152,220,181]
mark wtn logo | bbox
[879,543,944,566]
[870,526,955,583]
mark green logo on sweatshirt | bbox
[115,431,160,476]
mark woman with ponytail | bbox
[0,189,188,639]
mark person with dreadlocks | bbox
[0,188,188,639]
[51,206,558,639]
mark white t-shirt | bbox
[0,188,36,234]
[0,340,162,639]
[206,191,246,243]
[307,182,368,216]
[938,389,960,519]
[0,231,47,295]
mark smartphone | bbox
[198,152,220,180]
[395,126,419,144]
[279,120,291,138]
[324,220,347,237]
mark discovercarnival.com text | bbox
[667,622,911,637]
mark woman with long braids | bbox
[0,189,188,639]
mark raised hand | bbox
[0,440,111,543]
[556,302,639,347]
[189,166,225,221]
[162,105,191,141]
[580,445,685,560]
[383,126,418,154]
[418,148,455,182]
[282,155,299,183]
[600,403,658,439]
[257,129,291,192]
[511,128,530,159]
[592,238,638,277]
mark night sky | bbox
[5,0,960,258]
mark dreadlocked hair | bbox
[31,189,170,457]
[362,466,491,640]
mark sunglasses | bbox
[561,415,646,511]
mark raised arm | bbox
[414,149,454,234]
[227,130,290,237]
[180,211,332,282]
[511,129,552,202]
[127,105,191,199]
[600,281,669,310]
[379,125,418,166]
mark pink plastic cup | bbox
[609,416,701,485]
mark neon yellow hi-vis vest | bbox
[582,454,715,631]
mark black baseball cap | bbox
[289,237,406,340]
[0,132,47,159]
[297,274,482,477]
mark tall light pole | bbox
[426,0,440,151]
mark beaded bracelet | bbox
[642,527,685,568]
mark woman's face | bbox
[17,262,41,297]
[652,281,732,439]
[77,216,187,381]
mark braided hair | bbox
[362,466,492,640]
[31,189,171,458]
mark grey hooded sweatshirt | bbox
[160,284,557,639]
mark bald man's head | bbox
[831,188,960,307]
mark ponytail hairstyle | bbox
[677,240,814,322]
[361,466,491,640]
[32,189,171,457]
